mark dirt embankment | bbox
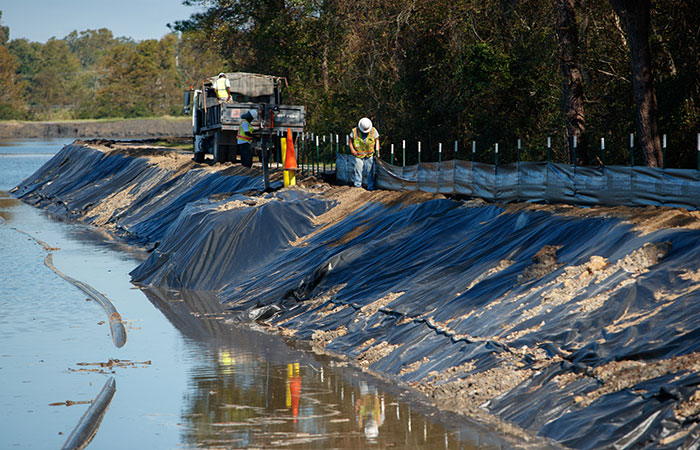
[0,117,191,139]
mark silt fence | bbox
[336,154,700,210]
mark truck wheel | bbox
[213,131,225,164]
[193,152,204,163]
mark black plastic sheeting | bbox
[130,176,700,447]
[131,190,333,291]
[336,154,700,210]
[12,143,275,244]
[15,144,700,448]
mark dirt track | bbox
[0,117,191,139]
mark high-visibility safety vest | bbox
[237,119,253,143]
[353,127,376,158]
[216,77,229,100]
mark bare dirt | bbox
[560,352,700,420]
[355,340,401,368]
[518,245,563,283]
[311,326,348,351]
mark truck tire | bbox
[213,131,225,164]
[193,151,204,163]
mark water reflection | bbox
[356,381,383,441]
[182,350,460,448]
[141,287,507,449]
[0,191,20,222]
[2,138,517,449]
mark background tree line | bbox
[171,0,699,167]
[2,1,699,167]
[0,11,224,122]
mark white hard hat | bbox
[364,419,379,438]
[358,117,372,133]
[218,72,225,77]
[248,109,258,121]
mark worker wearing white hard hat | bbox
[348,117,380,190]
[237,109,258,167]
[215,72,231,102]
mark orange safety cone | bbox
[284,128,297,186]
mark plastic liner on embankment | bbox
[13,142,700,448]
[131,192,700,448]
[11,141,275,245]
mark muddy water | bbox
[0,140,510,449]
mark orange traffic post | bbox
[284,128,297,187]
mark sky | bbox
[1,0,201,43]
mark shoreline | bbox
[0,117,191,139]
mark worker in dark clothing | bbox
[237,109,257,168]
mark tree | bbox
[93,35,181,118]
[0,44,27,119]
[0,11,27,119]
[556,0,587,164]
[30,39,85,114]
[0,11,9,45]
[65,28,121,68]
[608,0,662,166]
[175,31,228,87]
[7,38,42,80]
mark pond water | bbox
[0,139,511,449]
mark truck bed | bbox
[199,102,305,134]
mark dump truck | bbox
[183,72,306,166]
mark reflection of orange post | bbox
[283,128,297,187]
[290,377,301,421]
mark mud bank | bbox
[0,117,190,139]
[13,140,700,449]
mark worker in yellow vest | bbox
[349,117,380,190]
[215,73,231,102]
[237,109,257,168]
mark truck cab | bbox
[184,72,305,164]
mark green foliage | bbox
[91,36,182,119]
[30,39,84,110]
[65,28,120,68]
[7,38,42,79]
[1,1,699,168]
[0,11,9,45]
[168,0,699,167]
[0,29,27,119]
[176,31,228,87]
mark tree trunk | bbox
[322,43,329,92]
[609,0,662,167]
[556,0,588,165]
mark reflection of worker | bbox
[215,72,231,102]
[218,350,235,375]
[355,382,384,440]
[349,117,380,190]
[237,109,257,168]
